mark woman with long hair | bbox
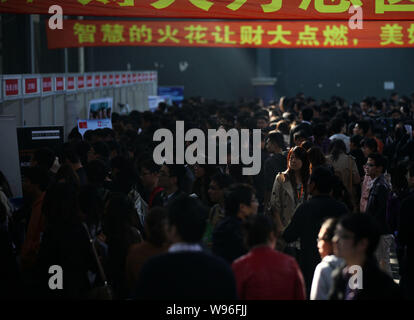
[269,146,310,251]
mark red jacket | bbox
[232,246,306,300]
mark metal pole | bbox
[30,15,35,74]
[78,17,85,73]
[53,95,56,125]
[21,98,25,126]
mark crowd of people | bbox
[1,91,414,300]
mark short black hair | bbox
[165,164,187,190]
[91,141,110,160]
[145,207,168,246]
[224,183,255,217]
[301,107,314,121]
[361,137,378,153]
[356,120,370,135]
[350,135,363,148]
[329,118,346,135]
[310,166,334,194]
[367,153,387,173]
[141,158,161,174]
[168,194,208,243]
[267,130,286,150]
[24,166,50,192]
[244,214,278,248]
[85,159,108,185]
[337,213,381,257]
[320,218,339,242]
[210,172,233,190]
[63,144,80,164]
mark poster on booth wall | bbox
[157,86,184,106]
[88,97,113,120]
[77,119,113,137]
[16,126,64,181]
[148,95,166,112]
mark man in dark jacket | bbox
[134,195,237,300]
[329,214,401,300]
[283,167,349,296]
[212,184,258,264]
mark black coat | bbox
[134,251,237,300]
[329,257,402,300]
[212,216,247,264]
[283,195,348,293]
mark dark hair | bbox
[361,138,378,153]
[210,172,234,190]
[307,146,327,171]
[145,207,168,246]
[276,120,290,135]
[104,192,136,236]
[310,166,334,194]
[368,153,387,173]
[301,107,314,121]
[331,175,353,212]
[267,130,285,150]
[329,118,346,135]
[63,144,80,164]
[390,163,408,194]
[356,120,370,136]
[337,213,381,257]
[329,139,347,162]
[300,140,313,151]
[42,182,82,226]
[165,164,187,190]
[0,170,13,198]
[168,194,208,243]
[140,158,161,174]
[224,183,255,218]
[287,146,310,195]
[350,135,363,148]
[78,185,104,228]
[320,218,339,242]
[91,141,110,160]
[24,166,50,192]
[244,214,278,248]
[32,147,55,170]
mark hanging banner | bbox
[3,75,22,100]
[2,0,414,20]
[23,75,41,97]
[47,19,414,49]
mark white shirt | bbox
[310,255,344,300]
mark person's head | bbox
[208,172,233,204]
[158,164,186,192]
[333,214,381,265]
[55,164,80,187]
[244,214,278,250]
[266,130,285,153]
[353,120,370,137]
[329,139,347,162]
[22,166,50,200]
[293,130,307,147]
[366,153,387,179]
[317,218,339,259]
[308,166,334,196]
[300,140,313,152]
[144,207,168,247]
[139,159,161,190]
[329,117,346,135]
[287,146,310,180]
[85,159,108,186]
[390,163,408,193]
[31,147,55,171]
[307,146,327,173]
[224,183,258,220]
[88,141,110,163]
[63,144,81,166]
[361,138,378,158]
[276,120,290,136]
[166,194,208,244]
[256,115,269,129]
[350,134,363,151]
[42,182,82,226]
[300,107,313,122]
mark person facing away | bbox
[329,214,401,300]
[283,166,349,296]
[134,194,237,300]
[212,183,259,264]
[232,214,306,300]
[310,218,344,300]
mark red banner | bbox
[4,78,20,98]
[42,77,53,94]
[23,77,40,95]
[1,0,414,20]
[67,76,76,90]
[55,76,65,91]
[47,20,414,49]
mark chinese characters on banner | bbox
[47,20,414,49]
[1,0,414,20]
